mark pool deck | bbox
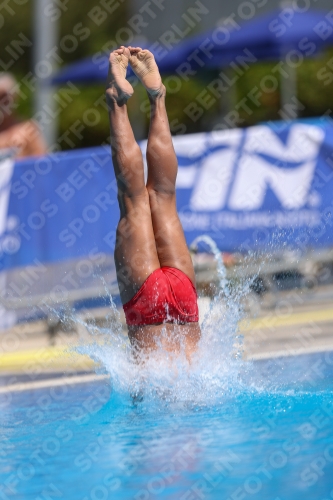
[241,305,333,360]
[1,284,333,391]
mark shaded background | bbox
[2,0,333,149]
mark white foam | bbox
[74,236,256,407]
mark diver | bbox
[106,46,200,360]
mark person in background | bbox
[0,72,47,159]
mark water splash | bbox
[69,235,258,407]
[65,237,328,407]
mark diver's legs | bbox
[129,48,195,284]
[107,47,160,304]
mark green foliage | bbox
[236,48,333,125]
[1,2,333,149]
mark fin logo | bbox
[188,124,325,212]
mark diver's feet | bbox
[129,47,164,98]
[106,46,134,105]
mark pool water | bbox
[1,240,333,500]
[1,369,333,500]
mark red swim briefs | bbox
[123,267,199,326]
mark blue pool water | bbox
[1,242,333,499]
[1,364,333,500]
